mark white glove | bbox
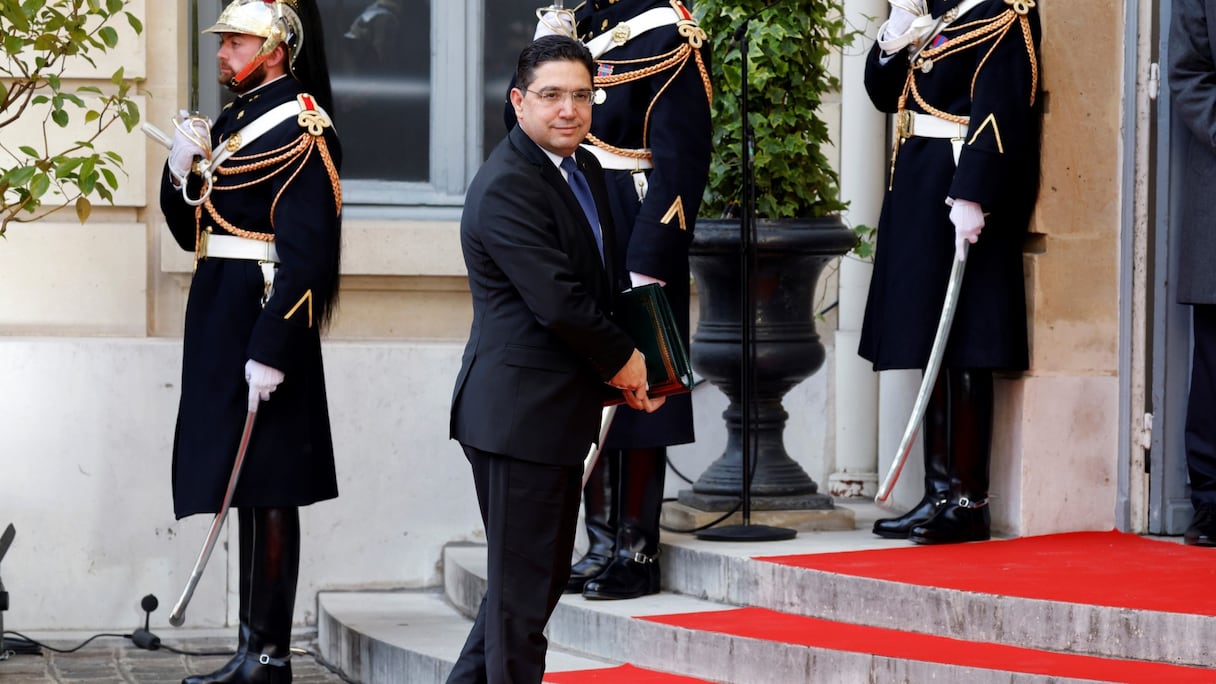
[949,198,985,262]
[168,110,210,182]
[534,10,575,39]
[245,359,285,411]
[878,1,931,54]
[884,6,919,40]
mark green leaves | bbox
[697,0,854,220]
[0,0,143,231]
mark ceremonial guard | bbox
[862,0,1041,544]
[159,0,342,681]
[531,0,713,600]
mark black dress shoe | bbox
[1184,504,1216,547]
[909,499,990,545]
[566,551,611,593]
[872,493,948,539]
[581,553,660,600]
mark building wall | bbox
[988,0,1124,536]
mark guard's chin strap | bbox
[228,51,273,90]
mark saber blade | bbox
[189,0,200,114]
[169,405,257,626]
[875,245,968,508]
[582,405,618,488]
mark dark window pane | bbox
[322,0,430,182]
[483,1,543,158]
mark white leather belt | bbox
[198,232,279,263]
[585,6,679,58]
[582,144,654,171]
[897,111,969,140]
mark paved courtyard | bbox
[0,633,350,683]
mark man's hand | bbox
[245,359,285,411]
[948,198,985,262]
[884,3,919,40]
[168,110,210,183]
[534,10,575,39]
[609,349,666,413]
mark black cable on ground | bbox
[2,629,233,657]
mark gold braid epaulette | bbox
[586,11,713,160]
[897,4,1039,125]
[192,122,342,256]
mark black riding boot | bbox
[911,369,993,545]
[873,373,951,539]
[567,449,619,593]
[182,507,299,684]
[583,448,664,600]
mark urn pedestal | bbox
[677,217,857,515]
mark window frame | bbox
[197,0,487,218]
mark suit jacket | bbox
[1169,0,1216,304]
[451,125,636,465]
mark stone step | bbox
[317,590,629,683]
[656,526,1216,667]
[437,544,1216,684]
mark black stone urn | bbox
[680,216,857,511]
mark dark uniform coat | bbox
[577,0,713,448]
[1170,0,1216,305]
[859,0,1041,371]
[160,76,342,519]
[450,125,635,465]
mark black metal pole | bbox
[697,16,796,543]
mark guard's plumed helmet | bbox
[204,0,335,114]
[205,0,304,67]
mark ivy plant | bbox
[0,0,144,236]
[695,0,852,220]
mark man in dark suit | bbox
[530,0,713,602]
[1169,0,1216,547]
[448,35,664,684]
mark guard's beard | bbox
[219,61,268,94]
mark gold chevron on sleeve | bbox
[967,113,1005,154]
[285,289,314,328]
[660,197,688,230]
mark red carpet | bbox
[758,530,1216,616]
[544,664,713,683]
[640,607,1216,683]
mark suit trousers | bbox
[1187,305,1216,508]
[447,444,583,684]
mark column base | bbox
[828,471,878,499]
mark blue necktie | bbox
[561,157,604,262]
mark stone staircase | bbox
[316,504,1216,683]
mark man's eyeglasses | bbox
[525,88,595,107]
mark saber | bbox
[188,0,200,115]
[582,405,618,488]
[169,402,258,626]
[875,244,968,508]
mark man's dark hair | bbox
[514,34,594,90]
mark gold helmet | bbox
[204,0,304,67]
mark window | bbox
[198,0,541,215]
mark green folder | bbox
[605,283,694,406]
